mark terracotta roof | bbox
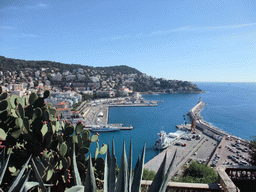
[57,102,66,105]
[57,108,71,111]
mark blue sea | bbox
[93,82,256,165]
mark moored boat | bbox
[90,125,120,132]
[155,130,170,150]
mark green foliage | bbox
[142,168,156,181]
[0,88,107,191]
[0,88,180,191]
[176,161,218,184]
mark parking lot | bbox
[209,136,253,167]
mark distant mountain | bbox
[0,56,141,75]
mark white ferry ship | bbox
[155,130,171,150]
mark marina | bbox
[77,96,158,132]
[145,99,253,177]
[74,83,255,167]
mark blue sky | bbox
[1,0,255,82]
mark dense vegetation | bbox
[0,56,141,75]
[0,55,203,94]
[142,168,156,181]
[174,161,218,184]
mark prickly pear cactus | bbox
[0,88,108,191]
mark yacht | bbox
[90,125,120,132]
[155,130,170,150]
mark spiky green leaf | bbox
[84,154,97,192]
[159,150,177,192]
[8,155,32,192]
[131,143,146,192]
[148,151,167,192]
[0,153,11,185]
[115,141,128,192]
[65,185,84,192]
[72,143,82,185]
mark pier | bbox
[145,99,252,179]
[78,97,159,131]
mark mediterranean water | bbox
[95,82,256,165]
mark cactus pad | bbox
[43,90,50,99]
[29,92,38,105]
[99,144,108,155]
[0,100,8,110]
[90,135,98,142]
[60,142,68,157]
[0,92,8,101]
[35,107,42,118]
[65,126,74,136]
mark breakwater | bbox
[187,101,246,142]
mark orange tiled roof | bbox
[57,108,71,111]
[57,102,66,105]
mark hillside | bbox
[0,56,141,75]
[0,56,203,94]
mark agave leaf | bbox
[131,142,146,192]
[109,138,116,192]
[84,154,96,192]
[32,157,46,178]
[0,153,11,185]
[128,138,133,192]
[104,139,116,192]
[22,182,53,192]
[65,185,84,192]
[72,143,82,185]
[115,141,128,192]
[159,149,177,192]
[148,152,167,192]
[103,143,109,192]
[8,155,32,192]
[12,168,31,192]
[30,157,47,192]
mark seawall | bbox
[187,101,246,142]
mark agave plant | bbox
[66,138,177,192]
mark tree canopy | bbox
[175,161,218,184]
